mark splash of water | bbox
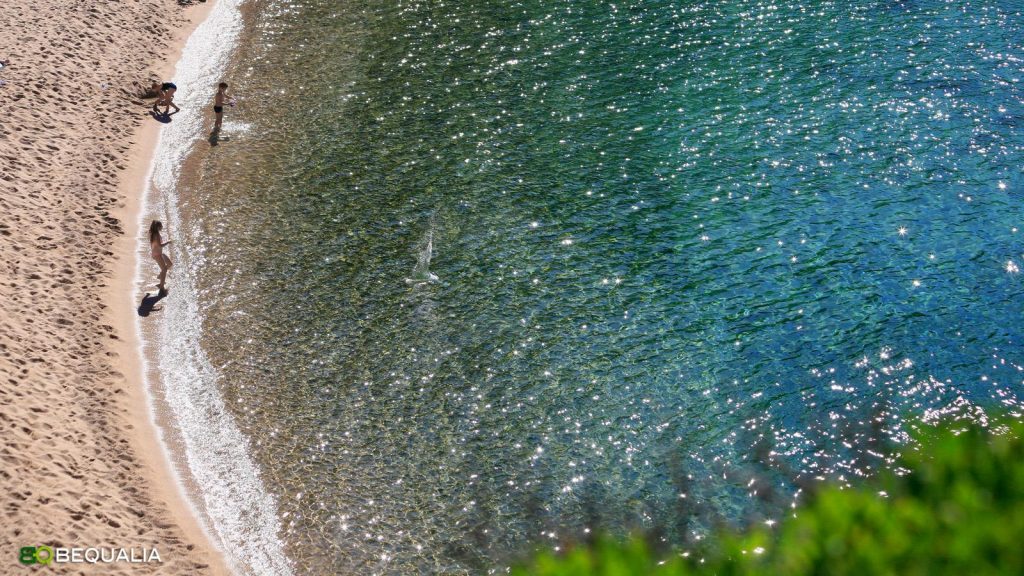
[406,217,440,284]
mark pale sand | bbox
[1,1,232,574]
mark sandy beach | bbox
[1,1,230,573]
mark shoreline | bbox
[112,3,237,575]
[131,0,294,574]
[0,1,230,574]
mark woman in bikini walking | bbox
[149,220,172,295]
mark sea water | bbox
[166,0,1023,573]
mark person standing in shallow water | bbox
[213,82,233,131]
[149,220,172,296]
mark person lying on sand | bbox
[153,82,180,115]
[149,220,173,296]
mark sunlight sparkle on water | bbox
[191,0,1024,572]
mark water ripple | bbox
[184,0,1024,573]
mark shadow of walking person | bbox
[138,291,168,317]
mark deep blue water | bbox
[180,0,1024,572]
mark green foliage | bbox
[512,420,1024,576]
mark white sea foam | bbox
[134,1,294,574]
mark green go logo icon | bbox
[19,546,54,565]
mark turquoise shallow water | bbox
[179,0,1023,573]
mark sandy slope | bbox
[0,1,231,574]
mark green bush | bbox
[512,420,1024,576]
